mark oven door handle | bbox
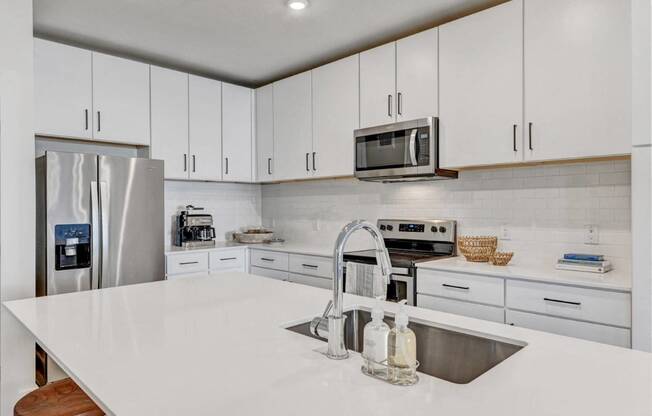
[408,129,418,166]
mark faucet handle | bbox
[321,300,333,319]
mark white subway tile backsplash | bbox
[262,160,631,270]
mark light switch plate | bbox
[500,224,511,240]
[584,224,599,245]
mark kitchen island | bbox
[4,272,651,415]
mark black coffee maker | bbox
[175,205,216,248]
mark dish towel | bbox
[345,262,387,300]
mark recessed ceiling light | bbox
[287,0,309,11]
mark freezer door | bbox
[98,156,165,287]
[38,151,97,296]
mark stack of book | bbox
[556,253,612,274]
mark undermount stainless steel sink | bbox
[286,307,524,384]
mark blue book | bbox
[563,253,604,261]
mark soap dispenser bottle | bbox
[362,298,390,375]
[388,301,417,385]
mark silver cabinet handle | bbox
[312,152,316,171]
[97,111,101,132]
[528,122,533,150]
[387,94,393,117]
[180,261,199,265]
[183,154,187,172]
[261,257,275,262]
[302,263,318,269]
[397,92,402,116]
[544,297,581,306]
[220,257,237,261]
[225,157,229,175]
[305,153,309,172]
[442,283,470,290]
[267,158,272,175]
[85,109,89,131]
[192,155,196,172]
[513,124,517,152]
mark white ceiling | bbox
[34,0,505,87]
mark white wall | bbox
[631,0,652,351]
[0,0,36,413]
[165,181,262,246]
[263,160,632,270]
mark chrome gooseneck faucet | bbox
[311,220,392,360]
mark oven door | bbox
[354,118,435,179]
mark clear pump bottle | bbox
[362,298,390,376]
[387,301,417,385]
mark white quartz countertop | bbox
[165,241,333,257]
[418,257,632,291]
[4,273,651,415]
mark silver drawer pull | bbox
[261,258,275,262]
[442,283,470,290]
[220,257,237,261]
[302,264,318,269]
[179,261,199,265]
[544,297,581,306]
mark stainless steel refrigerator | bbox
[35,151,165,385]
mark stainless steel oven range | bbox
[343,219,456,306]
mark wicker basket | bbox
[489,251,514,266]
[458,236,497,262]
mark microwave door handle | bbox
[90,181,100,290]
[409,129,418,166]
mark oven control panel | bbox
[377,219,456,243]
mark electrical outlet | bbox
[499,224,511,240]
[584,224,599,245]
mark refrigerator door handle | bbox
[90,181,101,290]
[99,181,109,288]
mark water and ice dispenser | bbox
[54,224,91,270]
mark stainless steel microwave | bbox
[354,117,457,182]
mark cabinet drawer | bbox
[505,280,631,327]
[288,273,332,290]
[417,269,504,307]
[166,252,209,275]
[506,310,631,348]
[251,266,289,281]
[209,248,245,272]
[417,294,504,323]
[289,254,333,279]
[250,250,289,271]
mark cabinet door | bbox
[150,66,189,180]
[396,28,438,121]
[273,71,312,181]
[359,43,396,128]
[311,55,359,178]
[256,84,275,182]
[34,39,93,139]
[524,0,631,161]
[92,52,150,145]
[189,75,222,181]
[439,0,523,169]
[222,82,253,182]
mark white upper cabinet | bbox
[92,52,150,145]
[359,43,396,128]
[439,0,523,169]
[256,84,275,182]
[312,55,359,178]
[34,39,93,140]
[524,0,631,161]
[150,66,189,180]
[222,82,253,182]
[396,28,438,121]
[189,75,222,181]
[273,71,312,181]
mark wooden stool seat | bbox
[14,378,104,416]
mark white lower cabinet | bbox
[209,248,246,273]
[166,247,246,278]
[288,254,333,279]
[250,266,289,281]
[417,294,504,323]
[250,249,289,270]
[166,252,209,276]
[288,273,332,290]
[506,309,631,348]
[417,269,504,306]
